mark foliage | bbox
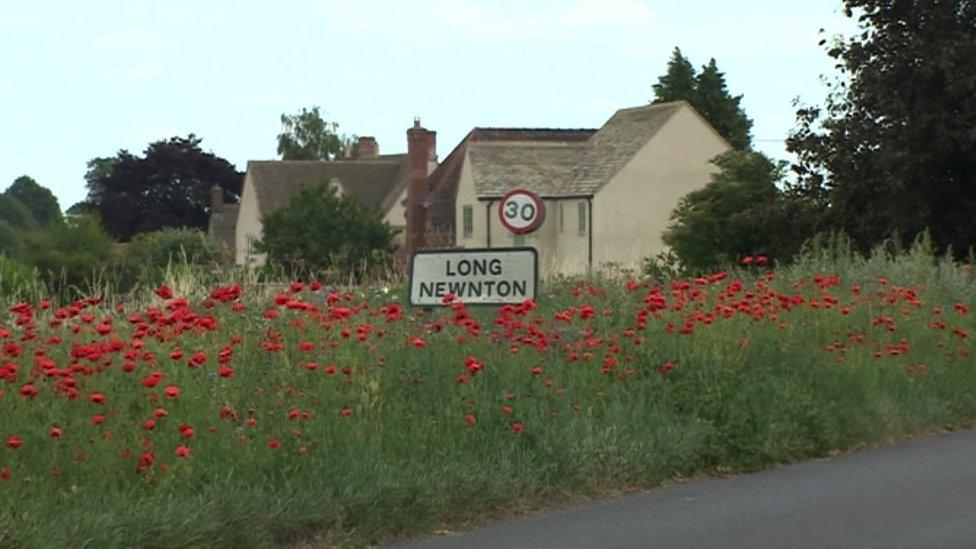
[652,47,753,149]
[117,228,220,288]
[4,176,61,226]
[0,255,36,297]
[0,220,24,259]
[787,0,976,259]
[662,151,784,272]
[276,106,344,161]
[0,194,39,231]
[88,135,243,241]
[0,243,974,546]
[256,183,395,278]
[19,214,116,293]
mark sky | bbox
[0,0,857,210]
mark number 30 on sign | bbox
[498,189,545,234]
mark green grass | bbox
[1,241,975,547]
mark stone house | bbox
[210,100,728,275]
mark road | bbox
[398,428,976,548]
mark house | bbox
[211,127,437,266]
[415,100,730,275]
[210,100,728,275]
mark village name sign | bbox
[408,189,543,306]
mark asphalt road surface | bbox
[398,429,976,548]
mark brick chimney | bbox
[405,118,436,256]
[210,185,224,213]
[356,136,378,158]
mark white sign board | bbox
[409,248,538,306]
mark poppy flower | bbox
[89,393,106,405]
[19,384,38,399]
[340,406,353,417]
[510,421,524,434]
[49,426,62,438]
[174,445,191,458]
[155,286,174,299]
[164,386,181,399]
[218,367,234,378]
[268,438,281,450]
[5,436,22,450]
[465,414,476,426]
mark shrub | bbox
[0,254,37,298]
[662,150,784,273]
[257,183,394,279]
[21,214,116,294]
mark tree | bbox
[256,184,394,277]
[662,150,784,272]
[787,0,976,258]
[20,214,115,292]
[5,176,62,226]
[694,60,753,150]
[652,47,698,103]
[652,48,753,149]
[0,194,38,230]
[90,135,243,241]
[277,106,345,160]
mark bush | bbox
[662,151,784,273]
[0,254,37,298]
[21,214,116,294]
[257,183,394,279]
[116,227,220,287]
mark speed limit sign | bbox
[498,189,545,234]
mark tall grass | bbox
[0,239,974,547]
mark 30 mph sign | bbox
[499,189,545,234]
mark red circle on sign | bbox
[498,189,545,235]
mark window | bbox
[558,202,564,233]
[578,201,587,236]
[462,205,474,238]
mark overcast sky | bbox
[1,0,856,209]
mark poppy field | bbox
[2,242,976,547]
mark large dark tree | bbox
[788,0,976,257]
[652,48,753,149]
[5,176,62,226]
[92,135,243,241]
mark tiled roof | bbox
[247,155,409,217]
[569,102,682,193]
[466,142,588,197]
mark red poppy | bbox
[510,421,524,434]
[155,285,174,299]
[49,426,62,438]
[465,414,476,426]
[218,366,234,378]
[174,445,191,458]
[89,393,106,405]
[340,406,353,417]
[19,384,38,399]
[268,438,281,450]
[164,386,181,399]
[5,436,22,450]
